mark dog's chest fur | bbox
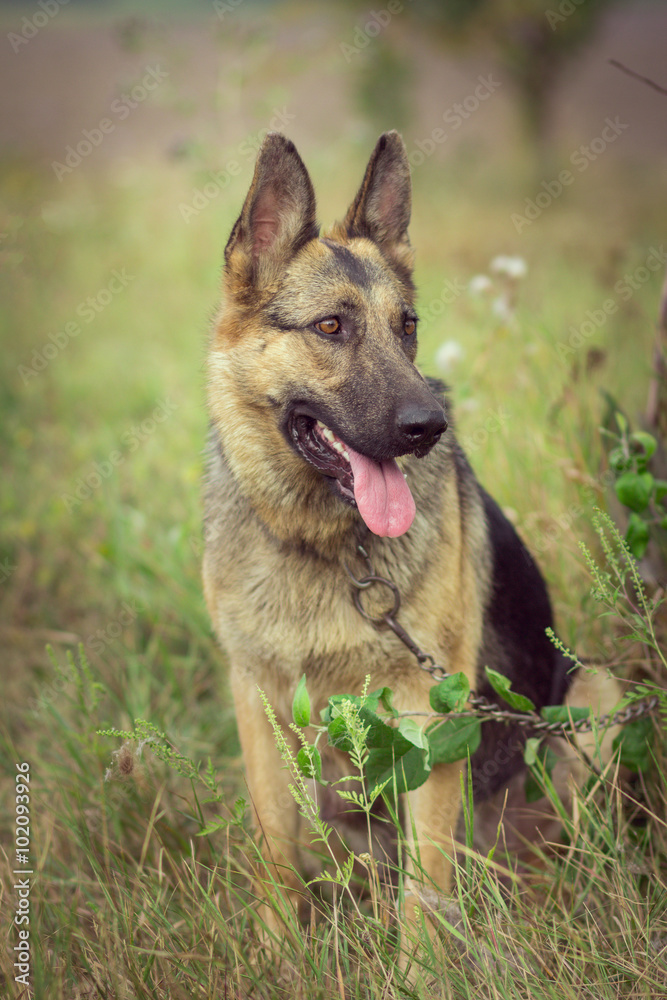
[202,436,485,722]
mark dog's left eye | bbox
[404,319,416,337]
[314,318,340,335]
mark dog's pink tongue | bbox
[346,446,415,537]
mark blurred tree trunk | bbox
[645,269,667,438]
[642,270,667,586]
[414,0,614,164]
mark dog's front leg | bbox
[230,669,304,941]
[391,673,468,959]
[403,759,463,916]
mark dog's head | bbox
[208,132,447,540]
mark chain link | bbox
[346,545,659,737]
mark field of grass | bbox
[1,132,667,997]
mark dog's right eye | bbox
[314,318,340,335]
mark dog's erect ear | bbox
[224,133,318,293]
[339,131,413,283]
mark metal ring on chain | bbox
[352,576,401,625]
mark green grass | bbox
[1,137,667,997]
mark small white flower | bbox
[491,294,513,322]
[490,255,527,279]
[434,339,465,376]
[468,274,493,295]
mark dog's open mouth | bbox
[288,414,416,538]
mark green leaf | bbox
[297,744,322,781]
[655,480,667,504]
[429,673,470,713]
[523,737,542,767]
[397,717,429,750]
[629,431,657,461]
[427,715,482,765]
[366,742,431,795]
[609,447,630,474]
[615,472,654,513]
[484,667,536,712]
[540,705,591,724]
[321,687,396,724]
[615,411,628,435]
[372,686,397,716]
[366,745,431,795]
[360,707,397,749]
[321,694,354,725]
[292,674,311,727]
[612,716,653,772]
[394,745,432,792]
[326,704,394,753]
[197,816,231,837]
[524,744,559,803]
[327,715,353,752]
[524,773,543,802]
[625,512,650,560]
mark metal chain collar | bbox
[346,544,659,737]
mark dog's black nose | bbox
[396,404,447,448]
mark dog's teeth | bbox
[315,419,350,461]
[317,421,335,443]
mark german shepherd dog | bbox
[203,131,618,937]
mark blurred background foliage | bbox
[409,0,616,150]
